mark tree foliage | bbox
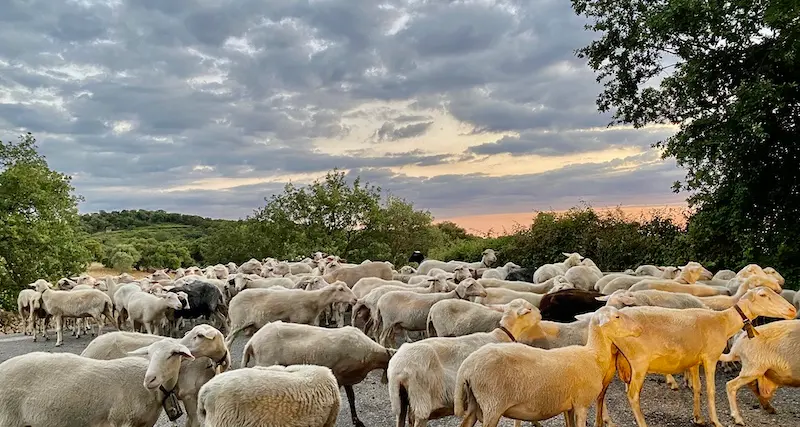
[571,0,800,280]
[0,133,90,308]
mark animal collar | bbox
[734,304,759,339]
[498,325,516,342]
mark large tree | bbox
[0,133,90,308]
[572,0,800,270]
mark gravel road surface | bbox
[1,330,798,427]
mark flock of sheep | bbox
[4,249,800,427]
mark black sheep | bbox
[505,267,536,283]
[538,288,605,323]
[168,279,229,334]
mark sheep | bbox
[478,276,570,294]
[714,269,737,281]
[762,267,785,287]
[376,279,488,348]
[354,277,451,335]
[322,261,394,287]
[231,273,294,293]
[537,288,606,323]
[533,316,592,349]
[505,266,536,282]
[198,364,340,427]
[225,282,358,347]
[81,325,229,427]
[612,286,797,427]
[481,262,521,280]
[532,252,583,283]
[564,265,603,291]
[126,291,184,335]
[453,265,476,283]
[288,261,313,275]
[599,289,710,310]
[426,299,507,337]
[475,287,545,307]
[454,306,643,427]
[352,277,418,299]
[635,265,664,276]
[242,321,394,427]
[16,289,40,336]
[236,258,263,275]
[627,262,726,296]
[409,250,425,264]
[417,249,497,275]
[82,323,231,371]
[698,275,782,311]
[167,280,229,335]
[389,299,549,427]
[113,283,143,329]
[600,266,682,294]
[0,339,194,427]
[720,320,800,425]
[30,279,115,346]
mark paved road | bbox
[1,330,798,427]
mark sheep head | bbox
[128,340,194,391]
[561,252,584,268]
[426,275,451,292]
[452,265,473,283]
[182,324,229,372]
[762,267,785,286]
[596,290,637,308]
[593,306,643,339]
[29,279,52,293]
[660,266,680,279]
[327,282,358,305]
[500,299,543,343]
[481,249,498,267]
[548,276,574,293]
[737,264,765,279]
[455,278,487,299]
[738,286,797,320]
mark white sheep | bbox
[426,299,507,337]
[480,262,521,280]
[564,265,603,291]
[713,269,736,281]
[0,339,194,426]
[597,267,679,293]
[478,276,570,294]
[225,282,358,347]
[598,289,710,310]
[375,279,488,348]
[698,275,782,310]
[16,289,40,336]
[197,364,340,427]
[454,305,642,427]
[236,258,263,275]
[532,252,583,283]
[31,279,115,346]
[242,321,394,427]
[355,277,451,337]
[612,287,797,427]
[475,287,545,307]
[417,249,497,275]
[389,299,548,427]
[126,291,184,335]
[720,320,800,425]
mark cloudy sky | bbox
[0,0,687,227]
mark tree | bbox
[252,169,382,260]
[0,133,90,308]
[571,0,800,272]
[110,251,135,272]
[370,196,440,266]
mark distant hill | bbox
[80,209,231,234]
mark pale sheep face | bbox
[737,264,765,279]
[457,279,487,299]
[331,283,358,305]
[763,267,785,286]
[741,287,797,319]
[129,341,194,391]
[162,293,183,310]
[481,249,498,267]
[594,306,643,338]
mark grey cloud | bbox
[467,128,676,157]
[375,121,434,141]
[0,0,683,218]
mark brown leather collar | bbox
[734,304,759,339]
[498,326,516,342]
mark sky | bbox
[0,0,688,226]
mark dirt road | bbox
[1,331,797,426]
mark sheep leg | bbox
[595,382,615,427]
[144,322,154,335]
[574,406,588,427]
[625,370,648,427]
[688,365,704,425]
[54,316,64,347]
[92,314,105,337]
[664,374,679,391]
[726,370,764,425]
[564,409,575,427]
[701,358,723,427]
[344,385,365,427]
[479,413,502,427]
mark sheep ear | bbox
[595,311,611,327]
[562,252,570,257]
[574,313,592,321]
[455,285,467,298]
[127,346,151,357]
[595,296,610,301]
[173,345,195,360]
[517,307,532,316]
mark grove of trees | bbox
[0,0,797,309]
